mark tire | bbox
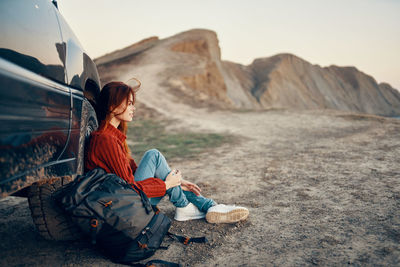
[76,99,98,175]
[27,99,98,241]
[28,177,81,241]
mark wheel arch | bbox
[83,78,100,109]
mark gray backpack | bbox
[53,168,206,265]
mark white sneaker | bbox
[174,203,206,221]
[206,204,249,224]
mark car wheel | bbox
[77,99,98,175]
[27,177,81,241]
[27,99,98,241]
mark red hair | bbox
[96,80,140,158]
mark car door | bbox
[0,0,72,196]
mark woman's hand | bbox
[181,180,202,196]
[165,169,182,190]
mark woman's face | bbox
[112,93,135,122]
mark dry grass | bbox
[127,118,235,161]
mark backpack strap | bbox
[152,205,161,214]
[130,183,153,214]
[167,232,208,245]
[145,259,182,267]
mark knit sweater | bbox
[85,122,166,198]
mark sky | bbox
[58,0,400,90]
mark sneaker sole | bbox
[174,214,206,222]
[206,208,249,224]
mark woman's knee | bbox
[144,149,160,158]
[143,149,166,164]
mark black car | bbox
[0,0,100,240]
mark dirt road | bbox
[1,109,399,266]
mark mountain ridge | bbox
[95,29,400,116]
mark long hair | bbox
[96,80,140,158]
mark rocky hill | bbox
[95,29,400,116]
[245,54,400,116]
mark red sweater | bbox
[85,123,166,198]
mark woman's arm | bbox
[133,178,166,198]
[181,179,202,196]
[93,135,166,197]
[165,169,182,190]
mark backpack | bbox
[53,168,206,265]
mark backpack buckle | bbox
[138,241,148,250]
[90,218,99,244]
[90,218,98,228]
[183,237,190,245]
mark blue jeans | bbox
[134,149,216,213]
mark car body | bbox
[0,0,101,198]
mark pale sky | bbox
[58,0,400,90]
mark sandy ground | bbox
[2,45,400,266]
[0,107,399,266]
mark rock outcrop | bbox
[95,29,400,116]
[244,54,400,116]
[161,30,233,106]
[94,36,159,66]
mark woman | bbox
[85,81,249,224]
